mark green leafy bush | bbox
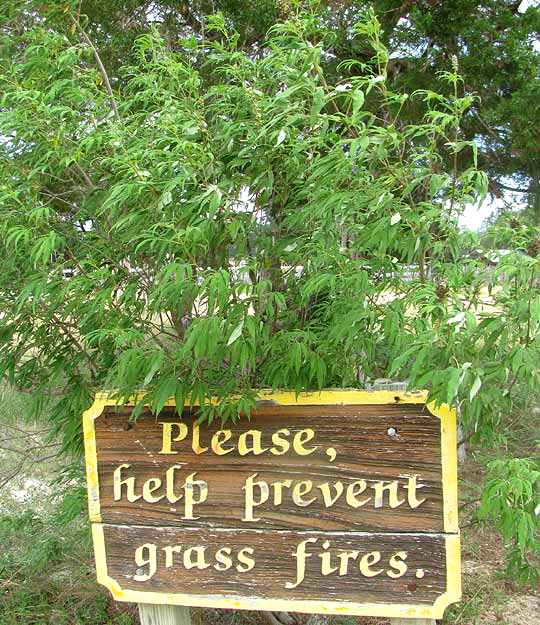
[0,2,538,585]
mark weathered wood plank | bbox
[85,392,460,619]
[100,524,447,605]
[94,404,444,532]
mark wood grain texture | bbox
[139,604,191,625]
[102,524,448,606]
[94,404,444,532]
[85,394,460,618]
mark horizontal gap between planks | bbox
[94,522,458,537]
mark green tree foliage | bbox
[0,1,538,584]
[30,0,540,219]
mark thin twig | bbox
[69,13,121,122]
[33,451,61,463]
[49,312,98,377]
[0,443,58,456]
[459,497,481,511]
[525,267,536,347]
[0,460,26,489]
[73,161,96,189]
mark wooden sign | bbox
[83,391,460,620]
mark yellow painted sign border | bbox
[83,390,461,619]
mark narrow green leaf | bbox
[227,320,244,346]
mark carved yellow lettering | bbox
[319,540,338,576]
[387,551,408,578]
[359,551,383,577]
[272,479,292,505]
[292,481,316,507]
[286,538,317,589]
[292,429,317,455]
[191,423,208,454]
[159,422,188,454]
[182,472,208,520]
[236,547,255,572]
[183,546,210,570]
[405,476,426,508]
[238,430,268,456]
[211,430,234,455]
[242,473,269,522]
[371,480,405,508]
[337,550,359,575]
[214,547,233,571]
[134,543,156,581]
[162,545,182,568]
[113,464,141,502]
[166,464,183,503]
[142,477,163,503]
[317,481,344,507]
[270,428,290,455]
[346,480,370,508]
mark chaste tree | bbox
[16,0,540,220]
[0,0,538,586]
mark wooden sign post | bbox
[83,391,460,623]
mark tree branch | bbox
[459,497,481,511]
[49,311,98,378]
[0,460,26,489]
[69,13,121,122]
[497,181,540,194]
[73,160,97,189]
[377,0,416,42]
